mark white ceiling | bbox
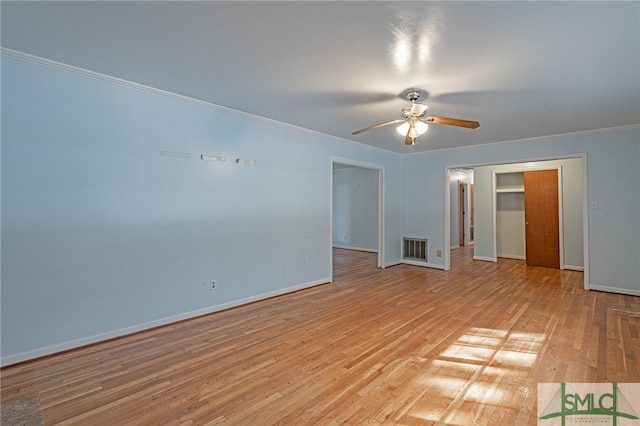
[2,1,639,154]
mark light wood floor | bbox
[2,247,639,425]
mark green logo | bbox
[539,383,639,425]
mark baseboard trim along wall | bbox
[401,260,447,270]
[332,245,378,253]
[479,256,584,271]
[0,277,331,367]
[473,256,496,262]
[498,254,526,260]
[589,285,640,297]
[564,265,585,271]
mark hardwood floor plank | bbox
[2,247,639,425]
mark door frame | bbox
[458,182,474,247]
[492,166,564,269]
[330,157,385,281]
[444,153,589,290]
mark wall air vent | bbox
[403,237,428,261]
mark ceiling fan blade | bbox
[352,119,404,135]
[410,103,428,116]
[425,116,480,129]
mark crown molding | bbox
[403,123,640,156]
[1,47,236,112]
[2,48,399,155]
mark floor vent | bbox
[403,237,428,261]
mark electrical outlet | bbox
[210,280,217,290]
[436,249,442,257]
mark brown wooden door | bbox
[524,170,560,268]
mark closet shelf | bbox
[496,187,524,193]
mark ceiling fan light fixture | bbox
[414,121,428,135]
[396,121,428,137]
[396,122,410,136]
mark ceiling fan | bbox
[352,90,480,145]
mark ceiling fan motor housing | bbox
[406,90,421,102]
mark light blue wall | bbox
[404,127,639,293]
[332,167,378,252]
[0,56,403,364]
[2,54,638,365]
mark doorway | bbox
[450,168,474,250]
[445,156,586,287]
[458,182,474,246]
[330,158,384,279]
[495,168,563,269]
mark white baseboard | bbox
[498,254,526,260]
[564,265,584,271]
[401,259,446,270]
[589,285,640,296]
[383,260,403,268]
[332,245,378,253]
[473,256,496,262]
[0,277,331,367]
